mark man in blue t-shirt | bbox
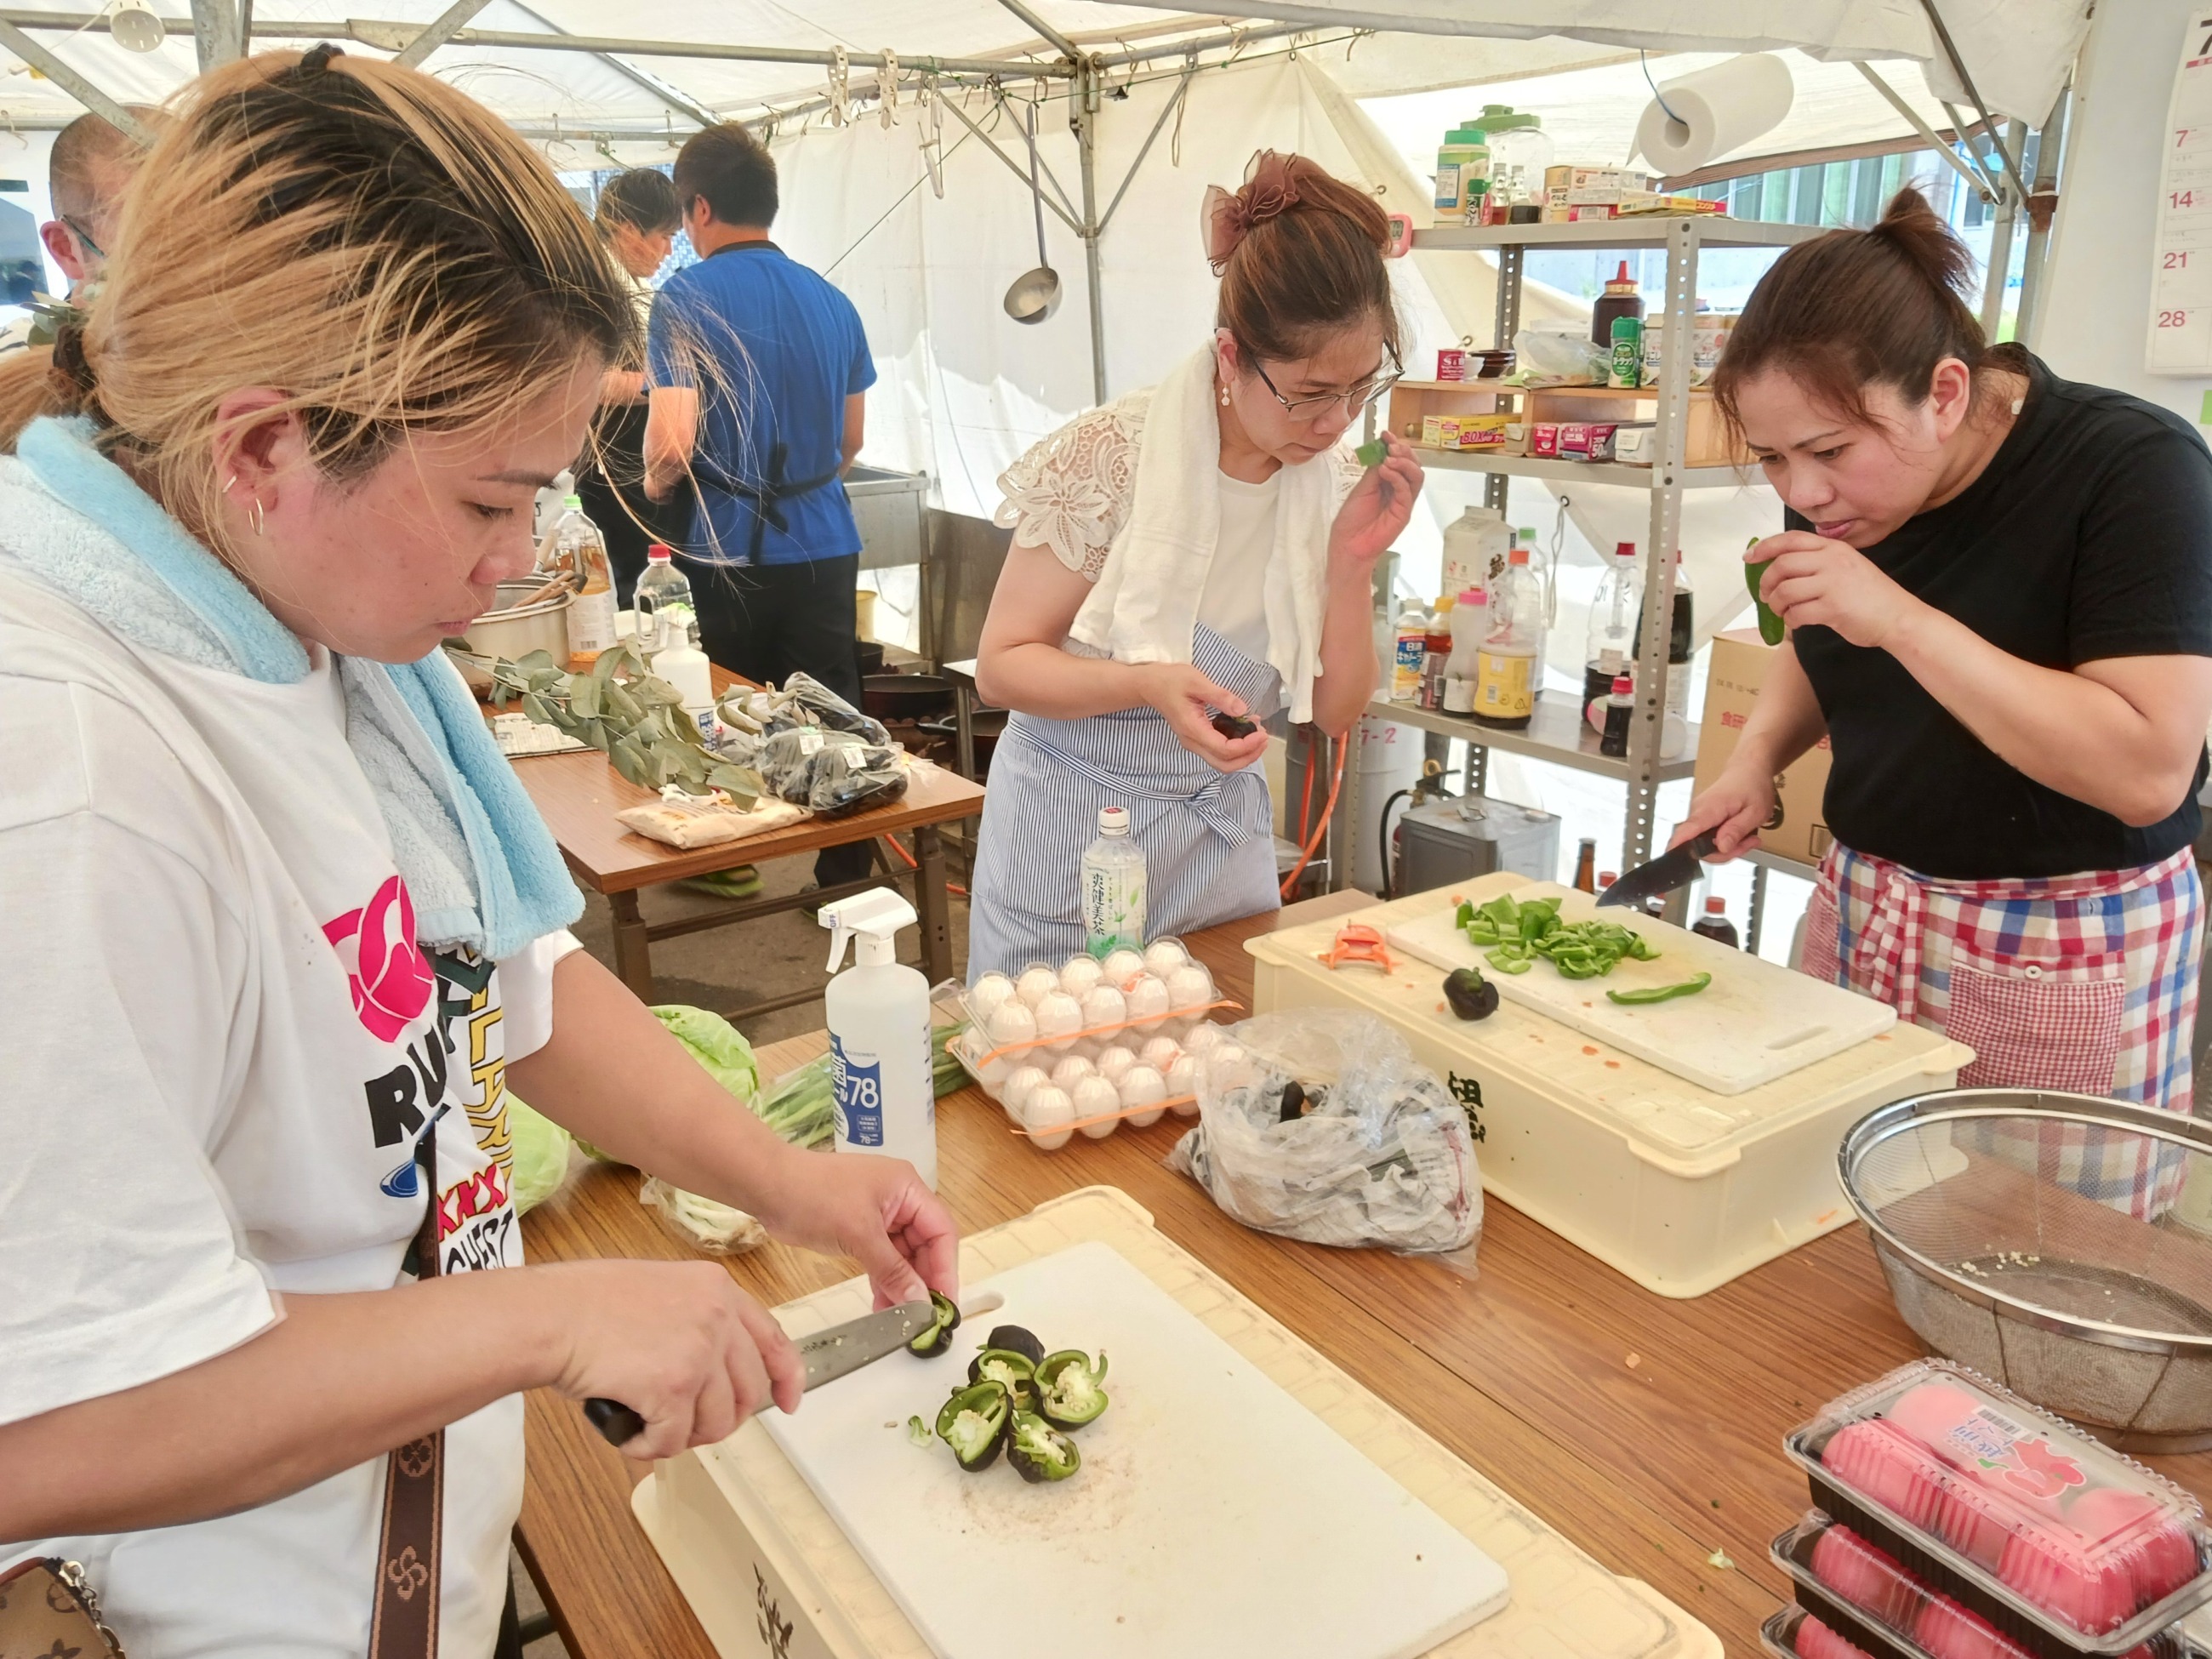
[646,122,879,887]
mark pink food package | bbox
[1795,1362,2206,1639]
[1791,1611,1876,1659]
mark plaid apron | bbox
[1804,841,2202,1213]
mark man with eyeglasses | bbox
[1,108,159,359]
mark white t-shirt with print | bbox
[0,550,576,1658]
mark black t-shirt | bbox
[1787,354,2212,879]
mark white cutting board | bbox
[759,1240,1508,1659]
[1387,881,1895,1096]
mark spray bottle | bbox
[819,888,937,1189]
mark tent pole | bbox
[507,0,720,129]
[2015,83,2069,351]
[1075,59,1108,404]
[1097,64,1195,234]
[0,18,148,141]
[1851,63,1993,203]
[935,91,1084,236]
[393,0,493,69]
[1979,119,2026,339]
[190,0,244,68]
[992,0,1080,62]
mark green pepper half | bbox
[934,1380,1012,1471]
[1744,543,1785,645]
[1035,1349,1110,1428]
[1005,1411,1083,1483]
[966,1348,1038,1409]
[906,1289,961,1358]
[1605,972,1713,1006]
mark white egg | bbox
[1143,938,1189,979]
[1118,1063,1168,1127]
[1140,1035,1183,1072]
[1016,966,1062,1007]
[1166,963,1215,1011]
[1166,1053,1200,1113]
[1080,983,1128,1032]
[968,972,1016,1026]
[1022,1085,1075,1151]
[1182,1022,1224,1056]
[1049,1054,1095,1093]
[987,999,1038,1050]
[1100,948,1147,989]
[1073,1075,1123,1138]
[1002,1065,1050,1120]
[1093,1045,1137,1085]
[1125,973,1172,1029]
[1033,990,1084,1053]
[1058,955,1104,1001]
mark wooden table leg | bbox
[914,824,953,984]
[608,889,655,1001]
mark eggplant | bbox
[1034,1349,1110,1428]
[906,1289,961,1358]
[1005,1411,1083,1483]
[1209,710,1258,741]
[966,1348,1038,1409]
[933,1380,1012,1471]
[1443,966,1499,1022]
[985,1324,1046,1365]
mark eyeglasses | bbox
[1246,345,1403,422]
[60,214,105,260]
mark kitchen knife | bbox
[1593,830,1718,911]
[584,1297,938,1447]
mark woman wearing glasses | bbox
[966,151,1422,977]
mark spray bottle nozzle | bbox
[820,887,919,971]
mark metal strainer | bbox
[1840,1089,2212,1452]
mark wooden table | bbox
[517,893,2212,1659]
[511,666,983,1013]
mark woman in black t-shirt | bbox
[1678,190,2212,1193]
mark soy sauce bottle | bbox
[1691,896,1740,949]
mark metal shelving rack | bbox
[1356,214,1830,892]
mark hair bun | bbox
[298,42,345,74]
[1867,186,1975,304]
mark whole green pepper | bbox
[1443,966,1500,1021]
[1605,972,1713,1006]
[1744,539,1785,645]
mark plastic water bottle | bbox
[1080,806,1147,958]
[633,542,694,654]
[820,889,937,1189]
[553,495,617,664]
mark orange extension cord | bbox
[1279,733,1348,899]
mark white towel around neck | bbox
[1069,342,1341,723]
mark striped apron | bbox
[1804,841,2203,1215]
[967,624,1282,981]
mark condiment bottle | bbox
[1392,600,1429,702]
[1599,672,1635,757]
[1442,588,1485,714]
[1692,895,1741,950]
[1573,838,1597,893]
[1474,546,1542,731]
[1591,259,1644,351]
[554,494,618,665]
[1583,540,1642,721]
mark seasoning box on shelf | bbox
[1436,347,1467,381]
[1591,422,1652,462]
[1452,414,1508,449]
[1782,1358,2212,1656]
[1530,422,1560,458]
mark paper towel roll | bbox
[1633,53,1794,176]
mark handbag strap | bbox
[368,1111,447,1659]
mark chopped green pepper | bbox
[1443,966,1498,1021]
[906,1414,932,1447]
[967,1348,1038,1409]
[1743,541,1785,646]
[1605,972,1713,1006]
[1005,1411,1084,1483]
[1354,438,1388,467]
[1034,1349,1111,1428]
[934,1380,1012,1470]
[985,1324,1046,1365]
[906,1288,961,1358]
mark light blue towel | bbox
[10,415,580,960]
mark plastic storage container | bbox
[1243,876,1971,1296]
[948,939,1234,1147]
[1785,1360,2212,1653]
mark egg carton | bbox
[1783,1360,2212,1656]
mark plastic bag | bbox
[1513,317,1606,385]
[757,726,907,816]
[716,671,890,748]
[1166,1010,1481,1268]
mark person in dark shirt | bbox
[1679,189,2212,1193]
[645,123,878,891]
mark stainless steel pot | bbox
[448,579,573,692]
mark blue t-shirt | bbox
[647,242,876,567]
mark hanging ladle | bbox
[1003,99,1062,324]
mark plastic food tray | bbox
[632,1185,1719,1659]
[1243,875,1970,1297]
[1784,1361,2212,1655]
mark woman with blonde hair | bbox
[0,47,954,1658]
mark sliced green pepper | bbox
[985,1324,1045,1365]
[906,1288,961,1358]
[1485,944,1534,974]
[1006,1411,1083,1483]
[906,1414,932,1447]
[1605,972,1713,1006]
[1034,1349,1111,1428]
[966,1348,1038,1409]
[934,1380,1012,1470]
[1744,540,1785,645]
[1354,438,1388,468]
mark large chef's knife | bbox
[1594,830,1718,911]
[584,1297,938,1447]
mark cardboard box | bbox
[1694,629,1835,866]
[1422,412,1508,450]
